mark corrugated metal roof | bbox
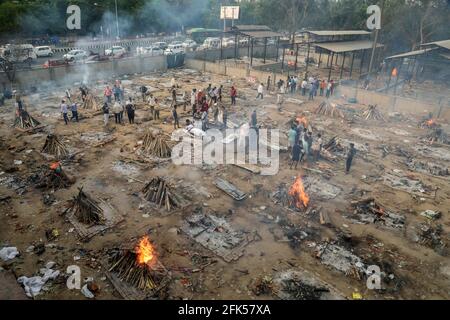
[315,40,383,53]
[385,48,437,60]
[240,31,282,38]
[422,39,450,51]
[308,30,370,36]
[233,25,272,31]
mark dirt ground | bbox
[0,67,449,300]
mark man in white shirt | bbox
[301,80,308,96]
[61,100,69,125]
[256,83,264,100]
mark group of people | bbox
[276,76,336,101]
[60,99,79,125]
[102,96,136,126]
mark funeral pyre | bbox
[272,177,310,211]
[41,134,69,158]
[69,188,105,225]
[142,132,172,158]
[315,101,345,119]
[14,110,41,130]
[107,236,165,291]
[28,163,74,190]
[142,177,184,211]
[362,105,385,121]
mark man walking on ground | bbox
[61,100,69,125]
[102,103,109,126]
[230,86,237,105]
[256,83,264,100]
[326,81,332,98]
[140,86,148,102]
[71,102,79,122]
[126,98,135,124]
[320,80,326,96]
[172,105,180,129]
[267,76,271,91]
[290,141,302,170]
[346,143,357,173]
[301,79,307,96]
[113,100,122,124]
[153,98,160,120]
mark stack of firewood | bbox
[14,110,41,129]
[82,94,100,110]
[142,132,172,158]
[41,134,69,158]
[362,105,385,121]
[71,188,105,225]
[315,101,345,119]
[323,136,344,153]
[142,177,182,211]
[108,249,159,290]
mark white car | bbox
[154,42,168,50]
[138,46,163,56]
[164,44,185,55]
[63,50,88,61]
[170,41,184,46]
[105,46,126,56]
[34,46,53,57]
[182,39,197,49]
[223,38,235,48]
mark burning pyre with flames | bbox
[289,177,310,209]
[108,236,162,291]
[273,177,310,211]
[296,116,308,128]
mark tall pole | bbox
[368,0,384,77]
[115,0,120,39]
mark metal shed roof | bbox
[233,25,272,31]
[422,39,450,51]
[385,48,437,60]
[315,40,383,53]
[239,31,282,38]
[308,30,371,36]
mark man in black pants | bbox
[71,103,79,122]
[172,105,180,129]
[126,98,135,124]
[346,143,357,173]
[290,141,302,169]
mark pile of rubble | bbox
[28,164,74,190]
[350,198,405,229]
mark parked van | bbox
[34,46,53,57]
[164,44,185,55]
[202,37,221,49]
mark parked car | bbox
[145,47,164,56]
[85,54,110,64]
[164,44,185,55]
[239,39,249,46]
[154,42,168,50]
[105,46,126,56]
[63,50,88,61]
[182,39,197,50]
[34,46,53,57]
[223,38,235,48]
[202,37,221,49]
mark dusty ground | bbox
[0,67,449,300]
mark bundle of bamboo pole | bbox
[142,132,172,158]
[362,105,385,121]
[14,110,41,129]
[108,249,157,291]
[142,177,182,211]
[323,136,344,153]
[315,101,345,119]
[41,134,69,158]
[71,188,105,225]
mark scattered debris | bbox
[28,165,74,190]
[420,210,441,221]
[0,247,19,261]
[406,159,449,177]
[181,211,259,262]
[214,178,247,201]
[17,261,60,298]
[350,198,405,229]
[316,243,365,278]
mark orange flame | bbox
[135,236,156,266]
[296,116,308,128]
[289,177,310,209]
[426,119,435,126]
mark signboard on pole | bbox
[220,6,240,20]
